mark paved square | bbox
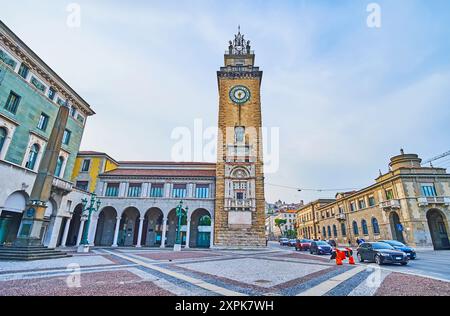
[179,257,329,288]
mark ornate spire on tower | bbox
[228,25,252,55]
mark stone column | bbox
[160,215,168,248]
[136,217,144,248]
[210,218,214,248]
[61,217,72,247]
[112,216,121,247]
[76,219,86,246]
[185,218,191,249]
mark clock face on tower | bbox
[229,85,251,105]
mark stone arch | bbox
[142,207,164,247]
[94,207,117,246]
[0,191,28,245]
[189,208,212,248]
[66,203,84,246]
[426,209,450,250]
[231,167,250,178]
[118,207,140,246]
[389,211,405,243]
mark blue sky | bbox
[1,0,450,203]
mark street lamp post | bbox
[174,200,188,252]
[78,193,101,253]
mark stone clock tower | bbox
[214,28,266,248]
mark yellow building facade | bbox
[71,151,119,193]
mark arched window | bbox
[362,219,369,235]
[54,156,64,178]
[372,217,380,235]
[0,127,7,153]
[26,143,40,170]
[322,226,326,238]
[327,226,332,238]
[199,215,211,226]
[341,223,347,236]
[333,224,338,238]
[353,221,359,236]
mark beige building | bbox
[314,152,450,250]
[296,199,335,240]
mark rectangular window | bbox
[358,199,366,209]
[62,129,71,145]
[18,63,29,79]
[421,184,437,197]
[75,181,89,191]
[236,192,244,200]
[57,98,66,107]
[105,183,120,197]
[385,189,394,200]
[81,159,90,172]
[172,184,187,198]
[48,87,56,101]
[30,76,46,93]
[338,206,344,214]
[350,202,356,212]
[195,185,209,199]
[368,196,376,207]
[37,113,49,131]
[70,105,77,117]
[150,184,164,198]
[0,49,17,69]
[4,91,21,114]
[128,183,142,197]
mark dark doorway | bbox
[0,211,23,245]
[390,212,405,243]
[427,209,450,250]
[66,204,83,246]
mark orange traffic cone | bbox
[346,248,356,265]
[335,249,343,265]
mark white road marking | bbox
[297,266,366,296]
[102,249,247,296]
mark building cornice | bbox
[0,21,95,117]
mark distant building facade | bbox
[66,153,216,249]
[295,199,335,240]
[0,22,95,247]
[313,152,450,250]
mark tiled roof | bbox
[101,168,216,178]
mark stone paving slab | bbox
[375,272,450,296]
[0,255,114,272]
[136,251,220,261]
[0,270,173,296]
[179,257,329,288]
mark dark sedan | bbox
[380,240,417,260]
[357,242,409,265]
[310,241,333,255]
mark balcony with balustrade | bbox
[417,196,450,207]
[380,199,401,211]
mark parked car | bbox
[327,239,337,247]
[288,239,297,247]
[310,241,333,255]
[379,240,417,260]
[279,238,289,246]
[357,242,409,265]
[295,239,313,251]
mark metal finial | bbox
[238,25,240,33]
[400,148,405,155]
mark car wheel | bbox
[375,255,383,265]
[357,253,364,263]
[401,262,408,266]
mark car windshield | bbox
[372,242,395,250]
[301,239,311,243]
[383,240,406,247]
[316,241,329,246]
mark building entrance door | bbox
[390,212,405,243]
[197,232,211,248]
